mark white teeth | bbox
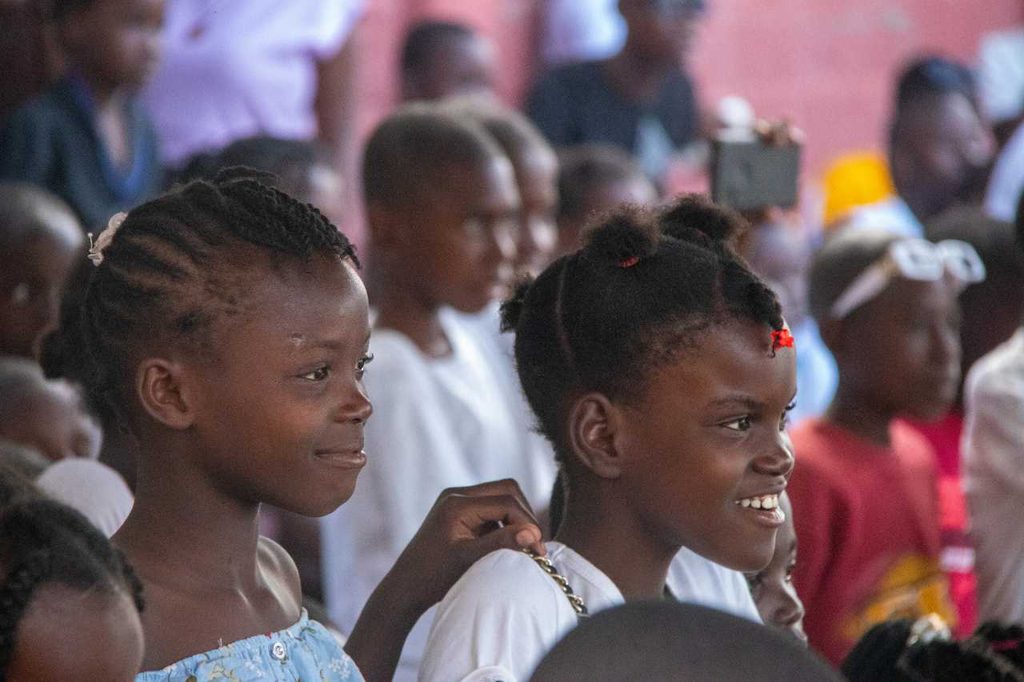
[735,493,780,510]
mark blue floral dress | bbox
[136,611,364,681]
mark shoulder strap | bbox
[521,548,589,617]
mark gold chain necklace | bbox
[521,548,589,617]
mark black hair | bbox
[842,619,1024,682]
[500,195,783,462]
[178,137,333,205]
[0,183,80,250]
[807,228,899,324]
[0,499,143,677]
[45,0,97,22]
[890,56,979,150]
[556,145,651,222]
[1015,189,1024,255]
[78,169,358,430]
[400,20,477,77]
[442,97,553,170]
[362,103,503,208]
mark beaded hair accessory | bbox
[87,212,128,266]
[770,328,794,353]
[521,548,589,617]
[618,255,640,268]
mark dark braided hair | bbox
[500,194,784,463]
[79,169,358,429]
[0,499,144,677]
[843,619,1024,682]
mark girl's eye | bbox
[301,366,331,381]
[356,353,374,378]
[722,416,753,432]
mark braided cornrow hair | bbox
[500,194,784,464]
[78,168,357,429]
[0,499,144,678]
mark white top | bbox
[844,196,924,238]
[977,27,1024,124]
[540,0,625,66]
[962,328,1024,622]
[36,459,134,537]
[420,542,762,682]
[321,309,556,681]
[984,120,1024,222]
[141,0,364,166]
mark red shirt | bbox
[788,419,951,665]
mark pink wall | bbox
[354,0,1022,177]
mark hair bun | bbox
[660,194,747,252]
[584,209,659,268]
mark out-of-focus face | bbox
[408,33,496,102]
[896,93,995,216]
[747,492,806,643]
[0,379,103,461]
[511,148,559,279]
[621,0,702,65]
[0,226,82,359]
[839,277,961,422]
[7,586,144,682]
[62,0,165,91]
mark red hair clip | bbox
[771,328,794,352]
[618,255,640,268]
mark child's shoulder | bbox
[257,535,303,603]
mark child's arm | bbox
[344,479,545,682]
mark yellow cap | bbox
[821,152,895,228]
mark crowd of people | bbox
[2,0,1024,680]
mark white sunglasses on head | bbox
[829,238,986,320]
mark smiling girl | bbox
[419,196,798,681]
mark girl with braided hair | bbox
[0,498,145,681]
[420,195,798,682]
[73,170,546,681]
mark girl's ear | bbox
[568,393,624,479]
[135,358,195,430]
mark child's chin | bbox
[292,487,358,518]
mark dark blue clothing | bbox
[526,59,699,176]
[0,77,161,231]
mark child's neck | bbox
[115,448,264,593]
[374,285,453,358]
[825,386,894,447]
[554,484,677,601]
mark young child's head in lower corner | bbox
[809,229,971,423]
[0,183,83,359]
[0,357,102,462]
[49,0,164,93]
[530,601,842,682]
[77,171,370,517]
[364,104,520,314]
[445,98,560,279]
[554,145,657,259]
[502,195,797,573]
[0,499,145,682]
[747,490,806,643]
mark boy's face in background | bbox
[388,157,520,314]
[62,0,165,91]
[410,33,496,102]
[839,277,961,421]
[0,228,82,358]
[0,379,103,461]
[511,147,558,279]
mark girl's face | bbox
[617,318,797,573]
[512,148,559,279]
[182,255,372,517]
[747,493,806,643]
[7,586,143,681]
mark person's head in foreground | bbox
[503,195,797,575]
[530,600,843,681]
[0,498,145,682]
